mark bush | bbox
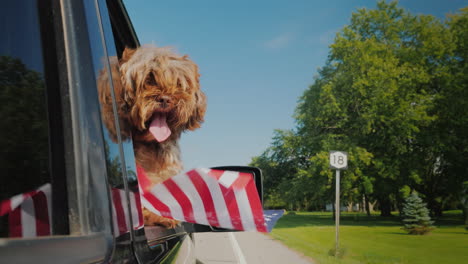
[401,193,435,235]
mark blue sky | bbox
[123,0,466,170]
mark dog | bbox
[98,45,206,228]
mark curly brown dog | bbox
[98,45,206,228]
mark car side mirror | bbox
[211,166,263,205]
[187,166,263,233]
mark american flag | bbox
[110,188,144,236]
[138,167,283,232]
[263,210,285,232]
[0,184,144,238]
[0,184,52,237]
[1,168,284,237]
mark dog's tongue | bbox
[149,113,171,142]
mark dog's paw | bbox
[154,217,180,229]
[142,208,180,229]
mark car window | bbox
[102,0,195,261]
[0,0,136,261]
[0,0,119,245]
[0,0,55,238]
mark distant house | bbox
[325,203,359,212]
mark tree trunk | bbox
[364,194,371,217]
[379,198,392,217]
[369,200,375,212]
[463,202,468,229]
[332,203,335,220]
[462,182,468,229]
[427,198,443,217]
[362,203,366,213]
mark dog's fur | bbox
[98,45,206,228]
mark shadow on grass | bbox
[274,211,465,229]
[275,214,401,228]
[384,232,409,235]
[433,214,465,226]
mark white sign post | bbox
[329,151,348,257]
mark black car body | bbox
[0,0,262,263]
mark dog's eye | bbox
[145,73,157,86]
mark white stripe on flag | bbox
[10,194,25,212]
[138,185,158,222]
[141,195,161,216]
[129,192,141,229]
[39,184,52,231]
[199,169,233,229]
[21,197,36,238]
[218,171,239,188]
[151,184,184,221]
[111,196,120,237]
[120,189,130,232]
[234,188,256,231]
[172,174,210,226]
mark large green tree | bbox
[295,0,454,216]
[0,56,50,200]
[252,1,468,217]
[437,7,468,219]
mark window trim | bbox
[0,234,109,263]
[38,0,70,236]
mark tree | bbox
[0,56,50,200]
[251,1,468,218]
[462,181,468,230]
[296,0,455,216]
[401,193,434,235]
[250,130,311,210]
[438,7,468,220]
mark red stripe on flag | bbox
[112,189,127,235]
[207,169,224,180]
[137,165,153,192]
[143,192,173,219]
[163,179,195,223]
[245,179,267,232]
[0,199,12,216]
[134,191,144,228]
[33,191,51,236]
[219,185,244,231]
[187,170,220,227]
[9,207,22,237]
[231,172,252,189]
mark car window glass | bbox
[82,0,134,237]
[0,1,53,238]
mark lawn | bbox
[270,211,468,264]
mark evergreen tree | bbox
[402,193,434,235]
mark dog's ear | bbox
[121,47,136,63]
[97,57,132,142]
[97,66,119,143]
[186,88,207,131]
[119,47,137,112]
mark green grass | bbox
[270,211,468,264]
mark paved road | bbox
[194,232,313,264]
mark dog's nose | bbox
[157,96,171,108]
